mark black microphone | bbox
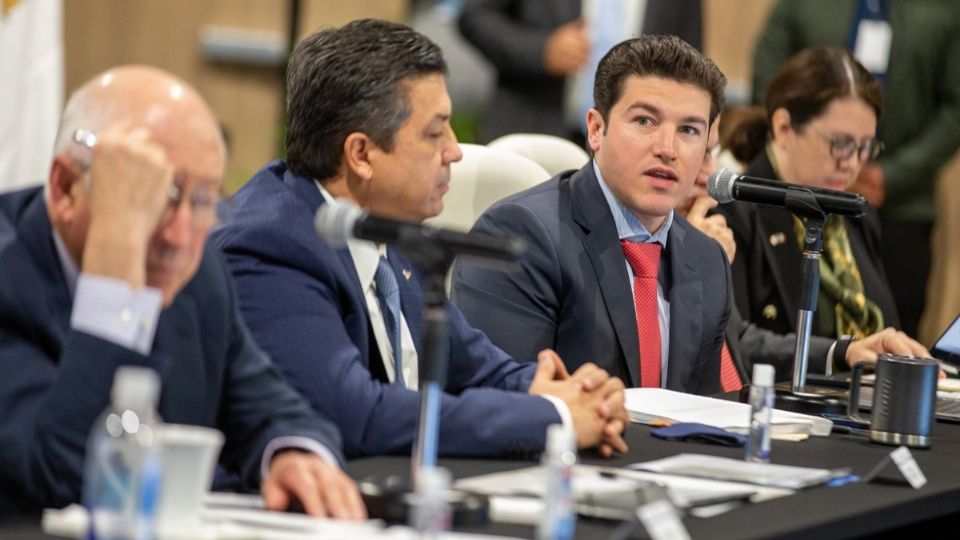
[707,168,866,217]
[314,199,525,262]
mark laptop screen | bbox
[933,313,960,363]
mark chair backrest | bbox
[428,143,550,231]
[488,133,590,176]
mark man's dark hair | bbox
[285,18,446,180]
[593,34,726,128]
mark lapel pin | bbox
[402,269,412,281]
[762,304,778,320]
[769,232,787,246]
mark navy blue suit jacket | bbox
[211,161,562,460]
[453,164,730,393]
[0,187,343,516]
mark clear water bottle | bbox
[411,466,451,537]
[536,424,576,540]
[746,363,775,463]
[83,366,163,540]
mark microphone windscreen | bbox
[314,198,364,247]
[707,168,738,204]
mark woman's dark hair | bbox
[726,47,883,162]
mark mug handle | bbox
[847,362,868,422]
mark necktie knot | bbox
[374,256,400,304]
[620,240,661,279]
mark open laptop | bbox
[932,312,960,373]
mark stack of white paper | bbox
[624,388,833,436]
[630,454,844,490]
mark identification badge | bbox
[854,19,892,74]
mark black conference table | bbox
[6,416,960,539]
[348,419,960,539]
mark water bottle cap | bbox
[111,366,161,410]
[752,364,774,387]
[417,466,451,495]
[546,423,575,455]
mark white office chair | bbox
[429,143,550,232]
[488,133,590,176]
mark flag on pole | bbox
[0,0,63,192]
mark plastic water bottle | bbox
[83,366,163,540]
[746,363,775,463]
[411,466,451,537]
[536,424,576,540]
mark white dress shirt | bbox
[314,184,574,429]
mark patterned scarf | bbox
[793,215,884,338]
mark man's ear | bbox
[586,108,605,154]
[342,132,375,182]
[47,155,83,223]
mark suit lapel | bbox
[571,166,641,387]
[664,221,704,391]
[756,206,802,328]
[151,294,204,418]
[17,193,73,351]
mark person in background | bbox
[0,66,364,518]
[458,0,702,143]
[212,19,629,461]
[718,47,899,349]
[751,0,960,338]
[685,118,929,381]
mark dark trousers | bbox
[880,218,933,339]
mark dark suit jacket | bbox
[0,187,343,517]
[452,163,728,394]
[211,161,562,460]
[716,153,901,340]
[725,300,837,383]
[458,0,702,142]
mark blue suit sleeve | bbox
[221,247,562,459]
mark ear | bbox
[47,155,83,223]
[586,108,605,154]
[770,107,793,140]
[342,132,375,182]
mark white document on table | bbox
[625,388,833,436]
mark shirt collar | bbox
[592,161,673,246]
[52,229,79,298]
[314,181,386,293]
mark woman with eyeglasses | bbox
[716,47,900,342]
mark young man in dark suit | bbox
[453,35,732,393]
[0,66,363,519]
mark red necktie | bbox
[720,342,742,392]
[620,240,662,388]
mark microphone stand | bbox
[405,241,451,487]
[773,190,847,414]
[358,238,489,526]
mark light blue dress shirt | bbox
[593,161,672,386]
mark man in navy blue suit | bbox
[0,66,364,519]
[212,19,628,460]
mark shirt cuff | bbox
[70,274,163,355]
[538,394,574,432]
[825,341,837,376]
[260,436,341,483]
